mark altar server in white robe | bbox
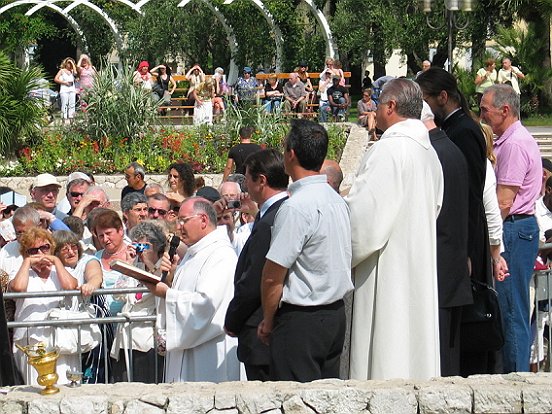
[346,78,444,380]
[146,197,239,382]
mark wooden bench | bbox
[154,72,352,121]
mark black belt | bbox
[504,214,534,222]
[279,299,344,313]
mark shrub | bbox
[0,52,48,157]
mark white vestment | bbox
[346,118,444,380]
[158,227,239,382]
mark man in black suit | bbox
[224,149,289,381]
[417,69,499,376]
[421,102,472,376]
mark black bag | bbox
[460,279,504,352]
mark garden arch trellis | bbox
[0,0,338,79]
[0,0,128,54]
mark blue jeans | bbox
[318,100,330,122]
[331,97,346,118]
[497,215,539,372]
[263,98,281,113]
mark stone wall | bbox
[2,374,552,414]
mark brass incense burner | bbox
[16,343,60,395]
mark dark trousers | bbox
[245,364,270,381]
[439,306,462,376]
[269,300,345,382]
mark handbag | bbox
[460,279,505,352]
[47,304,102,355]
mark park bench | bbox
[154,72,351,122]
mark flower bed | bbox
[0,123,348,177]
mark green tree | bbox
[0,8,56,60]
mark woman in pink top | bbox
[77,54,96,93]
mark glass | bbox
[60,244,78,254]
[2,205,17,217]
[26,244,51,255]
[148,207,167,216]
[177,214,201,226]
[70,191,84,198]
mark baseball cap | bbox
[542,157,552,173]
[67,171,92,184]
[243,66,252,74]
[32,173,61,189]
[299,61,308,67]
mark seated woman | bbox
[9,228,78,385]
[111,220,166,383]
[150,63,176,114]
[357,88,377,140]
[53,230,113,384]
[263,74,284,113]
[213,67,228,116]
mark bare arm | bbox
[223,158,234,181]
[257,259,287,345]
[48,255,78,290]
[9,257,32,292]
[496,184,519,219]
[81,259,103,296]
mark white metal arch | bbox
[22,0,125,53]
[226,0,283,72]
[0,1,88,50]
[301,0,337,59]
[137,0,239,84]
[223,0,337,60]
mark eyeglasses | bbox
[60,244,78,254]
[2,205,17,217]
[26,244,51,255]
[148,207,168,216]
[177,214,201,226]
[70,191,84,198]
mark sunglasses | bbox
[70,191,85,198]
[26,244,51,255]
[2,205,17,217]
[148,207,168,216]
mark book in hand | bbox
[110,260,161,284]
[0,191,27,207]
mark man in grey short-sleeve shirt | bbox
[257,119,353,382]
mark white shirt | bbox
[536,197,552,244]
[266,175,353,306]
[0,240,23,280]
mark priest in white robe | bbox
[147,197,239,383]
[346,79,444,380]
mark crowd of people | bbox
[129,58,356,124]
[1,55,549,386]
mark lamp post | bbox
[423,0,474,72]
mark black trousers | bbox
[269,300,345,382]
[439,306,462,376]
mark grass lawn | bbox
[522,115,552,126]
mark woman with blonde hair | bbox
[54,57,78,124]
[76,54,96,94]
[192,77,215,125]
